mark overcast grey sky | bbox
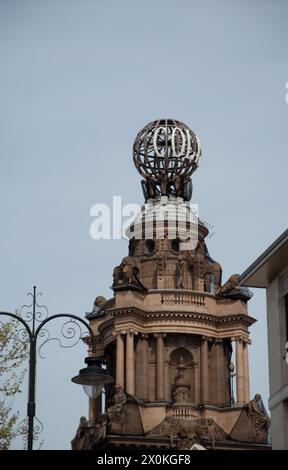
[0,0,287,449]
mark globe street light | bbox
[0,286,113,450]
[72,356,113,399]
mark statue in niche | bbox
[176,260,185,289]
[175,357,187,384]
[172,357,190,403]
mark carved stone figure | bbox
[107,385,126,424]
[113,257,146,290]
[217,274,241,295]
[147,416,227,444]
[175,357,187,384]
[216,274,253,301]
[171,175,192,200]
[173,174,185,198]
[159,170,169,196]
[173,386,190,403]
[246,394,271,435]
[146,175,158,199]
[172,358,190,403]
[71,416,88,450]
[85,295,107,318]
[71,416,106,450]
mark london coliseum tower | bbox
[72,119,270,450]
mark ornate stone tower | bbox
[72,119,270,450]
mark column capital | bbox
[154,333,167,339]
[124,328,138,336]
[214,338,223,344]
[113,330,124,337]
[236,336,244,343]
[140,333,149,339]
[201,336,212,343]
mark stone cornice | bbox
[104,306,256,326]
[97,306,255,344]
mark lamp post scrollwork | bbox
[0,286,113,450]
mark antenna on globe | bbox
[133,119,201,202]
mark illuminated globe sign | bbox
[133,119,201,201]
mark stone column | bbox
[155,333,165,401]
[200,336,209,403]
[116,333,125,388]
[193,364,200,403]
[236,338,245,404]
[243,339,250,403]
[164,359,170,401]
[137,334,148,400]
[126,330,135,395]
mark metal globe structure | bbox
[133,119,201,182]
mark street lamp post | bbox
[0,286,113,450]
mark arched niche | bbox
[168,347,199,403]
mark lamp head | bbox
[71,356,114,399]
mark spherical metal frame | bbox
[133,119,201,182]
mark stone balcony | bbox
[170,404,201,419]
[114,288,248,317]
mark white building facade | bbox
[241,229,288,449]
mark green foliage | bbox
[0,319,28,449]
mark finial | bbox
[133,119,201,202]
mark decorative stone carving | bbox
[229,394,270,444]
[176,260,185,289]
[107,385,126,425]
[246,394,271,438]
[172,357,190,403]
[85,295,107,318]
[217,274,241,295]
[71,417,105,450]
[173,386,190,403]
[174,357,187,385]
[217,274,253,301]
[142,175,158,201]
[113,256,147,291]
[147,416,227,444]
